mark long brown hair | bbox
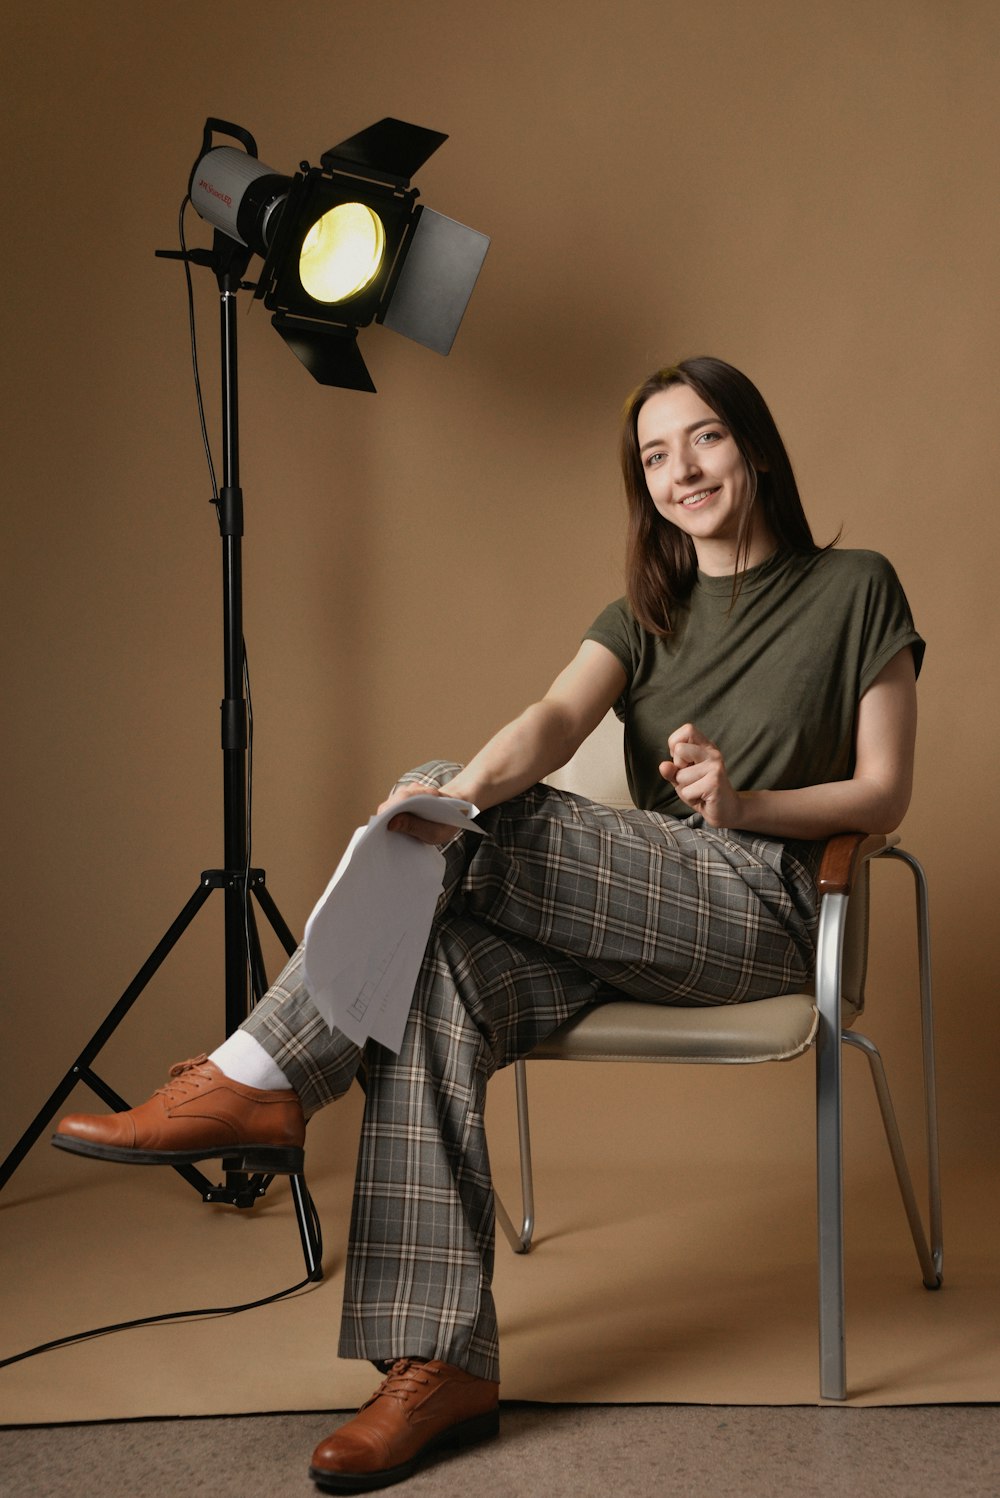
[620,357,824,635]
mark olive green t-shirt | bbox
[584,549,924,818]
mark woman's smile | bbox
[677,485,721,509]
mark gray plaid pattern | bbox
[242,763,821,1381]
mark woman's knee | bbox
[391,760,464,796]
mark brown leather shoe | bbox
[52,1055,305,1173]
[309,1358,499,1491]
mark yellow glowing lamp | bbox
[298,203,387,304]
[187,118,489,389]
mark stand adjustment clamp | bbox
[199,868,269,889]
[221,696,248,750]
[216,484,244,536]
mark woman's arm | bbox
[382,640,628,843]
[662,647,918,840]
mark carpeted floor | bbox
[2,1405,998,1498]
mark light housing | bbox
[187,117,489,391]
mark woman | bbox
[54,358,923,1492]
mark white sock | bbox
[209,1030,294,1092]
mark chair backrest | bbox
[544,709,632,807]
[545,713,871,1016]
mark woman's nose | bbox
[673,444,700,481]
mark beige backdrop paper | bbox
[2,0,998,1413]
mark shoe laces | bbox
[154,1054,215,1103]
[364,1358,436,1410]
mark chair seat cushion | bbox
[528,993,819,1064]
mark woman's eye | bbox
[696,430,722,444]
[645,452,664,467]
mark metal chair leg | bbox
[883,848,943,1284]
[289,1173,325,1282]
[496,1058,535,1254]
[816,846,943,1401]
[815,890,848,1401]
[843,1032,941,1287]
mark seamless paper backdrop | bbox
[2,0,998,1411]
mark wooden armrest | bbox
[816,832,888,896]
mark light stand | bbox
[0,116,488,1286]
[0,223,322,1278]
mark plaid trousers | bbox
[241,763,821,1383]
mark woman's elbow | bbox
[865,780,913,835]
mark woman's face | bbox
[636,383,769,573]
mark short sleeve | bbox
[582,598,640,721]
[856,552,925,694]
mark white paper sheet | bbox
[302,795,484,1052]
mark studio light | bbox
[188,117,490,391]
[0,114,489,1282]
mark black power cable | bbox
[0,1204,323,1371]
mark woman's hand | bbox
[659,723,739,828]
[377,784,465,846]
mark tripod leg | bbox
[245,899,270,1005]
[290,1173,324,1280]
[0,881,213,1192]
[229,888,322,1281]
[214,1161,323,1279]
[251,877,298,958]
[1,1068,94,1192]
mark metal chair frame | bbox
[495,833,943,1401]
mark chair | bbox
[494,713,942,1401]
